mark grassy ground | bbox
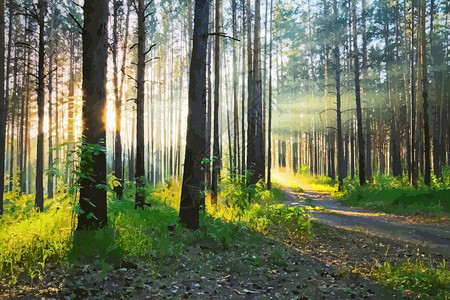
[338,173,450,219]
[273,169,450,298]
[1,173,449,299]
[275,168,450,219]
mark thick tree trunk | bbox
[77,0,108,230]
[179,0,210,230]
[248,0,264,184]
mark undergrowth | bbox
[338,172,450,217]
[0,171,313,286]
[369,258,449,299]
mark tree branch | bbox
[208,32,240,42]
[68,12,83,31]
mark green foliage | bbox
[220,171,267,219]
[210,203,313,241]
[199,211,233,250]
[296,164,309,175]
[339,173,450,217]
[0,194,73,286]
[110,200,183,260]
[0,169,312,287]
[294,173,338,193]
[370,259,449,298]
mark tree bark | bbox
[352,0,365,185]
[77,0,108,230]
[248,0,264,184]
[267,0,273,189]
[113,0,125,199]
[211,0,221,205]
[135,0,148,209]
[232,0,239,176]
[47,13,55,199]
[0,0,4,215]
[179,0,210,230]
[419,0,430,185]
[333,0,344,191]
[35,0,46,212]
[241,0,246,175]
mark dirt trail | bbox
[276,174,450,259]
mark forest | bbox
[0,0,449,298]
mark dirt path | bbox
[280,184,450,259]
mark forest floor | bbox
[2,227,407,300]
[2,175,449,299]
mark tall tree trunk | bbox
[352,0,365,185]
[410,0,418,188]
[241,0,246,175]
[19,18,29,192]
[248,0,264,184]
[361,0,372,182]
[179,0,210,230]
[205,12,212,189]
[66,32,75,184]
[78,0,109,230]
[135,0,148,209]
[113,0,125,199]
[9,43,18,192]
[211,0,221,205]
[35,0,46,212]
[2,1,12,194]
[419,0,430,185]
[267,0,273,189]
[47,14,55,199]
[232,0,239,176]
[54,52,59,192]
[0,0,4,214]
[333,0,344,191]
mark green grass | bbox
[0,175,313,286]
[338,173,450,217]
[369,259,449,299]
[0,193,73,286]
